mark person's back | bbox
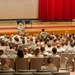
[40,29,49,40]
[0,50,8,58]
[0,58,14,71]
[31,48,44,58]
[49,47,60,58]
[40,57,57,72]
[23,48,32,58]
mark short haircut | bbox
[42,29,45,32]
[52,47,57,54]
[0,50,4,55]
[47,57,53,64]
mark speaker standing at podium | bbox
[17,22,25,35]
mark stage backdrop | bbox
[0,0,38,19]
[38,0,75,20]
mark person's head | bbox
[52,47,57,54]
[57,44,61,48]
[34,48,40,56]
[17,50,24,58]
[14,37,19,42]
[23,48,28,55]
[2,59,11,66]
[0,40,5,46]
[70,43,74,47]
[30,38,33,42]
[40,46,45,53]
[42,29,45,32]
[0,50,4,56]
[47,57,53,64]
[9,45,13,49]
[19,22,23,26]
[22,38,25,44]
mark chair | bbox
[9,58,15,70]
[17,20,23,24]
[33,72,52,75]
[30,58,44,70]
[52,57,60,71]
[0,73,13,75]
[25,20,32,28]
[53,72,70,75]
[0,70,15,75]
[0,59,1,66]
[0,58,14,69]
[73,55,75,71]
[0,70,15,73]
[15,58,29,71]
[57,52,62,57]
[18,69,36,72]
[66,53,75,71]
[18,69,36,74]
[60,53,68,69]
[44,57,60,72]
[70,72,75,75]
[14,72,32,75]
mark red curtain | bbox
[48,0,56,20]
[38,0,75,21]
[72,0,75,19]
[38,0,43,20]
[55,0,63,20]
[63,0,72,20]
[38,0,56,20]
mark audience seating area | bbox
[0,28,75,75]
[0,54,75,75]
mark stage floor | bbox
[0,21,75,35]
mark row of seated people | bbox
[0,57,57,72]
[0,44,75,68]
[0,58,71,75]
[0,53,75,72]
[0,29,75,71]
[0,33,75,59]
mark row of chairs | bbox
[15,57,60,72]
[15,53,75,72]
[0,57,60,72]
[0,53,75,72]
[17,20,32,28]
[0,71,70,75]
[59,53,75,71]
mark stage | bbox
[0,21,75,35]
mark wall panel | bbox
[0,0,38,19]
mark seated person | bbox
[17,50,24,58]
[31,48,44,58]
[0,50,8,58]
[0,58,14,71]
[40,57,57,72]
[49,47,60,58]
[23,48,32,58]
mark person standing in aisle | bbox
[17,22,25,36]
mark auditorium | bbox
[0,0,75,75]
